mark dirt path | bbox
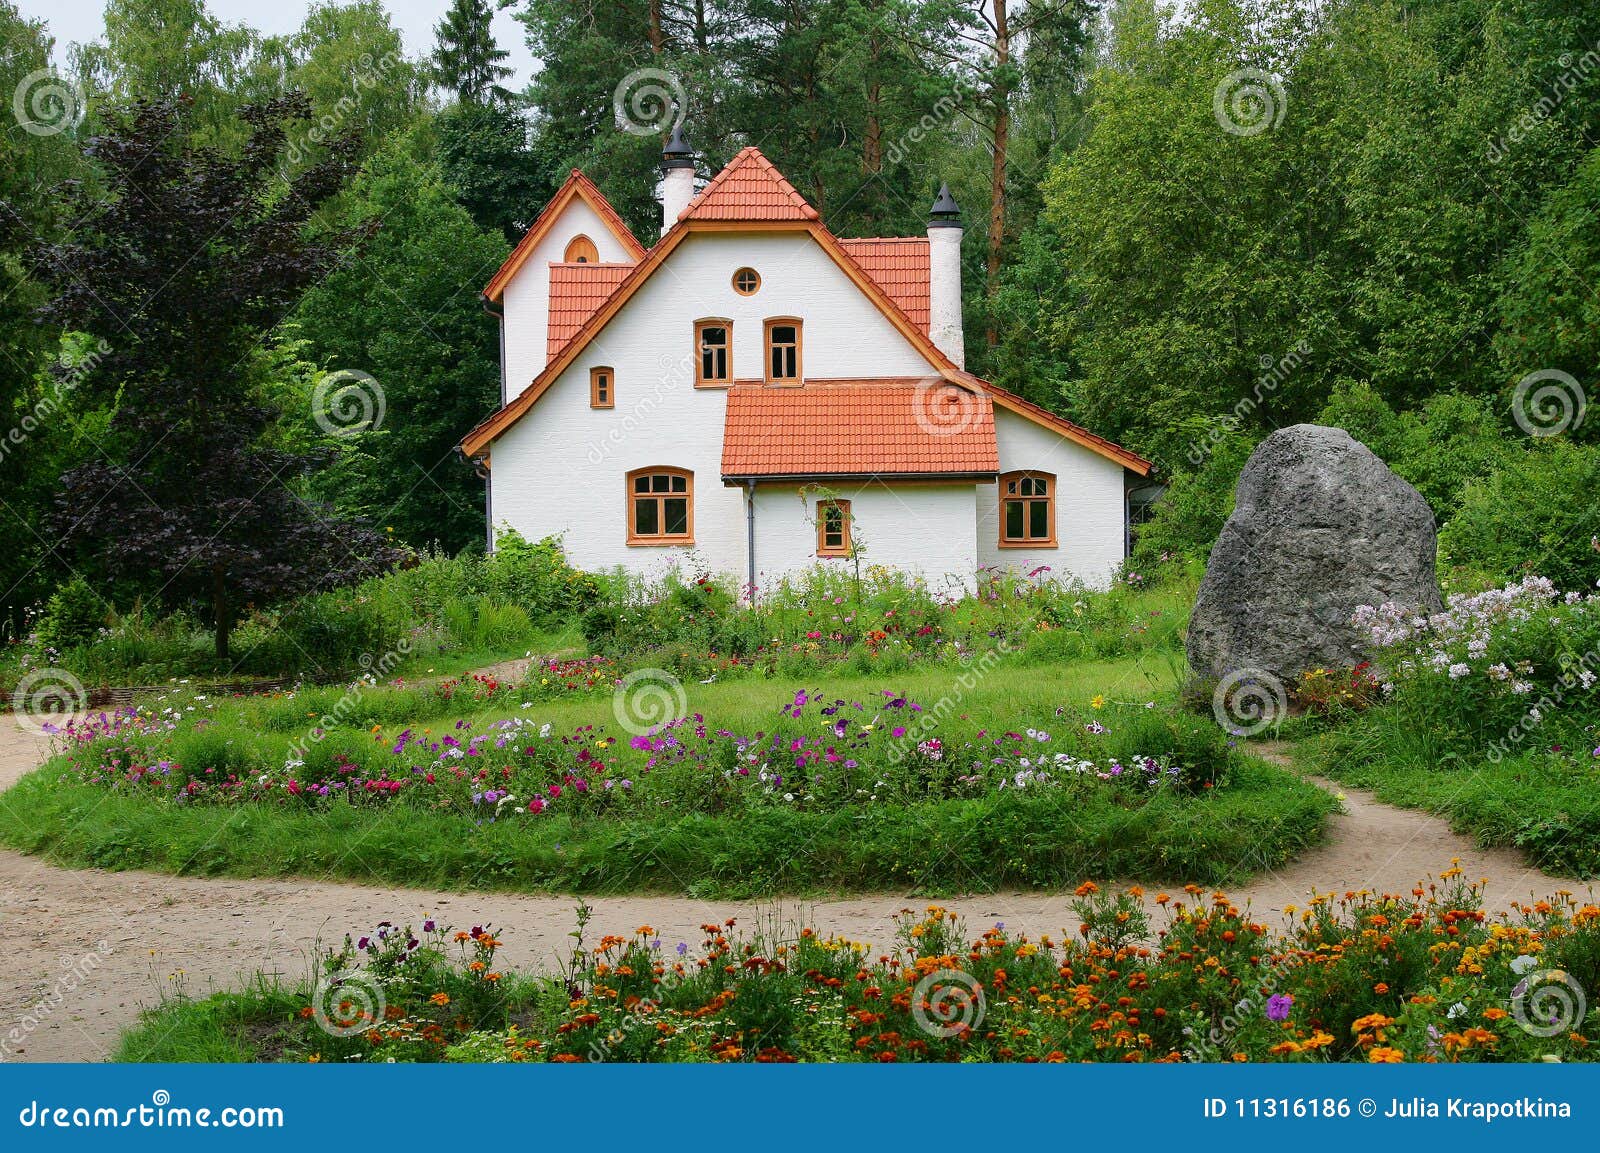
[1,722,1592,1063]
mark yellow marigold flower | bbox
[1368,1046,1405,1063]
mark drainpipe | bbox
[745,479,757,603]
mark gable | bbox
[483,170,643,305]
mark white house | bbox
[462,131,1151,594]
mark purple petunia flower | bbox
[1266,993,1293,1022]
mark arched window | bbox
[626,467,694,545]
[695,319,732,387]
[998,471,1056,547]
[564,234,598,263]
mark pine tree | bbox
[433,0,513,104]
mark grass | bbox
[1302,717,1600,878]
[0,654,1337,896]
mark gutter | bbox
[721,471,998,486]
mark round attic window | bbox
[732,267,761,295]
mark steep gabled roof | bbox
[463,147,1152,477]
[547,262,633,357]
[677,147,819,222]
[482,170,644,304]
[722,379,997,478]
[840,238,930,332]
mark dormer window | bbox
[564,234,598,263]
[695,319,731,387]
[764,318,801,385]
[590,367,614,408]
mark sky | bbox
[16,0,540,89]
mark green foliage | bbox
[1438,441,1600,592]
[32,576,106,653]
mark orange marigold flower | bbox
[1368,1046,1405,1063]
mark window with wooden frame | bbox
[563,234,598,263]
[998,471,1056,547]
[589,366,614,408]
[764,318,802,384]
[732,267,761,295]
[694,319,731,387]
[816,499,851,557]
[626,467,693,545]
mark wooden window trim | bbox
[764,317,803,386]
[732,267,761,295]
[564,234,598,263]
[694,318,733,389]
[997,470,1057,548]
[816,499,851,558]
[590,366,614,409]
[626,467,695,546]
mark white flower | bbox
[1447,1002,1467,1019]
[1511,954,1538,975]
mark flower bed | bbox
[43,689,1233,820]
[117,871,1600,1063]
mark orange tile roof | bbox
[721,379,998,478]
[483,170,643,304]
[679,147,820,223]
[547,263,633,357]
[839,238,930,332]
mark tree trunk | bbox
[212,563,230,662]
[649,0,665,54]
[986,2,1010,348]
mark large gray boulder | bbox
[1187,424,1442,691]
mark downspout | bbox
[745,479,757,603]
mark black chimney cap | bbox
[928,182,962,227]
[661,123,695,170]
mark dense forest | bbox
[2,0,1598,648]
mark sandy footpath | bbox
[0,720,1590,1062]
